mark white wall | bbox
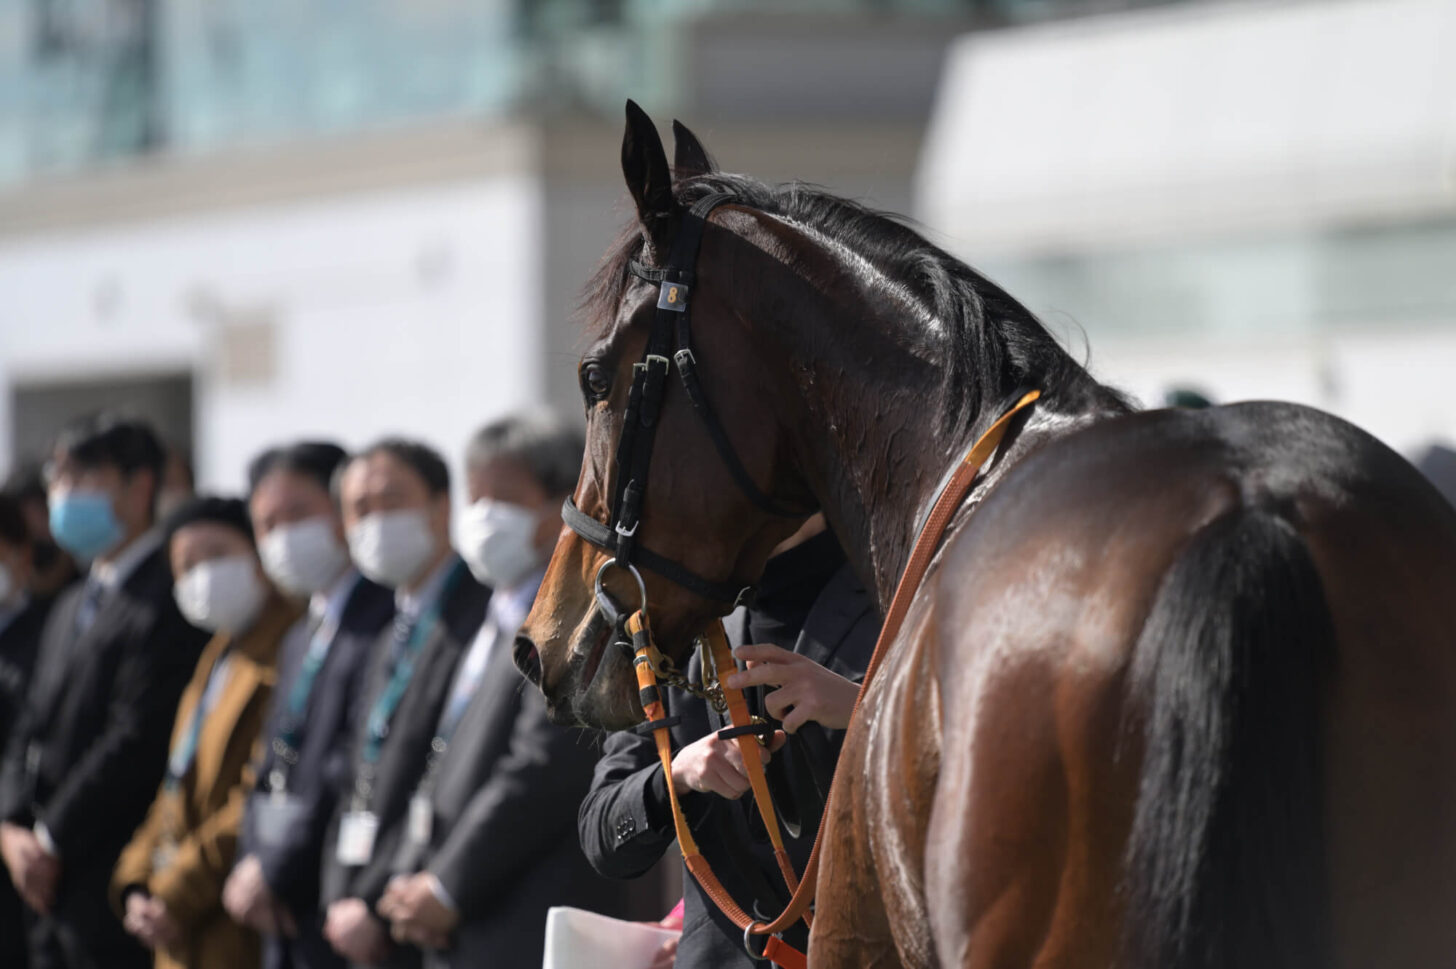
[1089,325,1456,457]
[0,174,544,496]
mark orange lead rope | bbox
[632,389,1041,966]
[701,622,804,903]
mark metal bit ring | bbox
[594,557,649,626]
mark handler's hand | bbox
[724,643,859,733]
[670,730,784,800]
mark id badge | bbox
[336,810,379,866]
[251,792,308,849]
[407,793,433,847]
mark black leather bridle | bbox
[562,193,810,613]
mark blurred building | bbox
[5,0,1448,495]
[918,0,1456,455]
[0,0,1009,487]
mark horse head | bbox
[515,102,814,729]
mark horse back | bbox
[822,401,1456,968]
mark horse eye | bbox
[581,363,611,402]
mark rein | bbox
[625,390,1041,966]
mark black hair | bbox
[163,495,254,548]
[355,437,450,497]
[466,412,584,498]
[51,412,166,488]
[247,441,349,496]
[0,494,29,548]
[3,463,47,506]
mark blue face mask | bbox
[50,489,124,561]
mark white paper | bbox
[407,793,433,847]
[336,810,379,866]
[541,906,681,969]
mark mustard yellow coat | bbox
[112,592,300,969]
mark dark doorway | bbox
[9,371,193,472]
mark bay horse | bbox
[514,102,1456,968]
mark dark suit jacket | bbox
[578,562,878,969]
[0,540,209,968]
[0,596,51,758]
[388,620,623,969]
[320,557,488,963]
[0,594,52,969]
[241,573,395,920]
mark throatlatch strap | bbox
[746,388,1043,941]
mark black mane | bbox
[583,171,1128,433]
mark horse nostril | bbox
[513,634,542,686]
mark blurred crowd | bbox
[0,410,881,969]
[0,411,631,969]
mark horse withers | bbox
[514,103,1456,968]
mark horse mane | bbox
[581,172,1129,433]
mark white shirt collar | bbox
[396,553,459,620]
[488,567,545,636]
[91,528,164,592]
[311,567,361,628]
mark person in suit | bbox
[376,413,623,968]
[0,492,56,969]
[320,439,489,969]
[222,441,395,969]
[0,413,210,969]
[3,465,79,601]
[578,515,879,968]
[112,496,302,968]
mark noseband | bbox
[563,193,809,616]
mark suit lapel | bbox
[191,652,261,800]
[792,565,871,669]
[29,588,84,713]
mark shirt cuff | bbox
[33,821,58,857]
[425,873,458,915]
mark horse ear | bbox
[622,100,675,253]
[671,120,716,177]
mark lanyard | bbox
[274,576,360,758]
[167,651,233,789]
[360,560,464,774]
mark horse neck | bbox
[731,207,1118,613]
[762,295,1003,612]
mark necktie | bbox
[438,617,497,739]
[73,577,106,638]
[387,611,418,666]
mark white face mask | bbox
[459,499,543,589]
[260,515,349,597]
[175,554,267,634]
[347,509,438,589]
